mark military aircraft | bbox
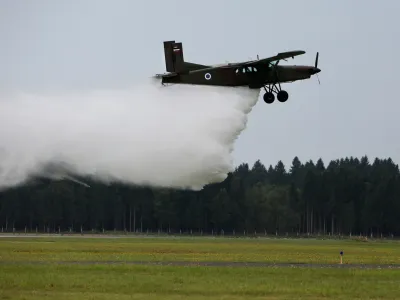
[155,40,320,104]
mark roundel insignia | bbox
[205,73,211,80]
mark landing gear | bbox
[262,83,289,104]
[263,92,274,104]
[277,90,288,102]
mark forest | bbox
[0,155,399,236]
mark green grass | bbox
[1,236,400,264]
[1,235,400,299]
[1,264,400,299]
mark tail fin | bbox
[164,40,185,73]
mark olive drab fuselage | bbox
[161,64,320,89]
[156,41,321,104]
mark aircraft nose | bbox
[310,67,321,75]
[307,67,321,75]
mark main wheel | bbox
[263,92,275,104]
[277,90,289,102]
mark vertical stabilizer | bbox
[163,40,185,73]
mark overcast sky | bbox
[1,0,399,170]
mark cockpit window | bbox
[269,61,278,67]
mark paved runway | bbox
[1,260,400,269]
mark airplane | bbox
[155,40,321,104]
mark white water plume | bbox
[0,78,260,191]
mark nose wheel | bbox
[262,83,289,104]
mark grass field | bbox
[1,234,400,299]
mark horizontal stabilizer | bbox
[154,72,178,78]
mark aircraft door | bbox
[243,66,261,86]
[234,66,261,86]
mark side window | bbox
[235,67,257,74]
[246,67,258,73]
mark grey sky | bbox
[1,0,399,170]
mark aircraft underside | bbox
[160,77,290,104]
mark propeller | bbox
[315,52,320,85]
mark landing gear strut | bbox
[262,83,289,104]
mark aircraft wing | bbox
[154,50,306,75]
[231,50,306,67]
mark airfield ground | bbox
[1,234,400,299]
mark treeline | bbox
[1,156,400,236]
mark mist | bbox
[0,78,260,191]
